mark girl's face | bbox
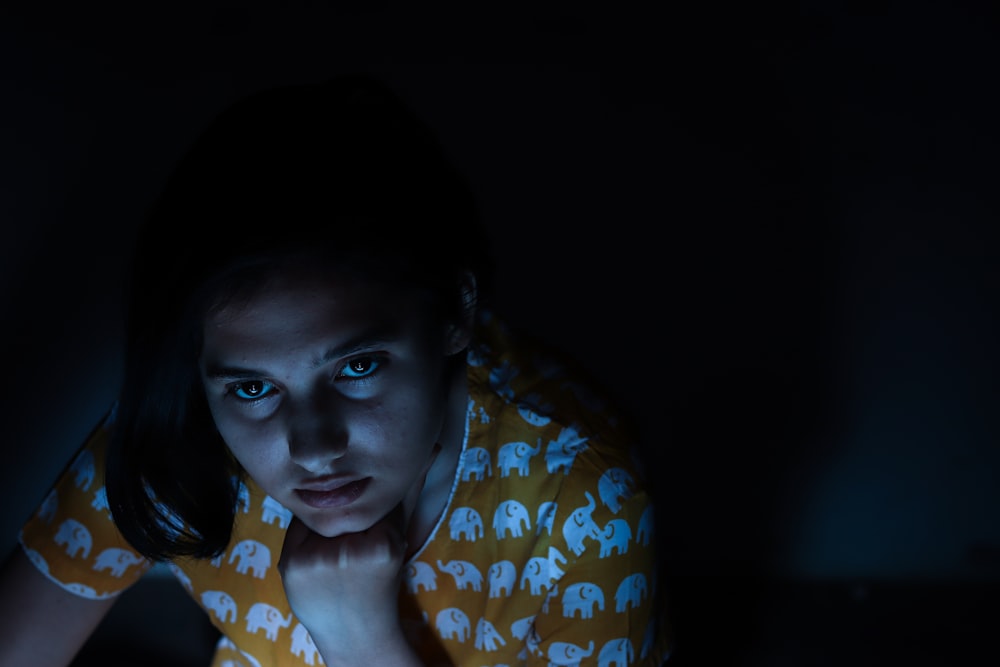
[198,272,465,539]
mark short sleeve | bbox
[18,407,153,599]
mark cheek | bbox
[212,413,286,475]
[362,392,441,455]
[390,391,449,452]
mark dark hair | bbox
[105,74,494,561]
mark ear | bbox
[445,272,477,355]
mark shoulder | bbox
[467,310,639,462]
[462,309,649,520]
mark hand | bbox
[277,445,440,663]
[278,509,407,646]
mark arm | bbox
[278,448,441,667]
[0,546,116,667]
[280,514,424,667]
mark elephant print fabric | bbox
[19,313,672,666]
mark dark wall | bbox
[1,2,997,586]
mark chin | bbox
[301,509,376,538]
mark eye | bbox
[230,379,276,401]
[337,355,382,380]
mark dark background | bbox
[1,2,998,665]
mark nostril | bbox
[286,397,350,469]
[287,426,349,471]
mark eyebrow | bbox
[202,329,398,381]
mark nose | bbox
[286,397,349,473]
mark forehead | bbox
[209,258,413,309]
[205,270,428,330]
[198,275,440,374]
[196,261,450,368]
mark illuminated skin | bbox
[199,270,471,665]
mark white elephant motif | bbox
[290,623,323,665]
[261,495,292,528]
[54,518,92,559]
[91,486,110,517]
[636,505,654,546]
[519,546,565,595]
[435,607,471,642]
[510,615,535,641]
[562,582,605,619]
[233,476,251,514]
[542,583,558,614]
[467,346,488,367]
[548,546,567,580]
[536,501,557,536]
[597,467,636,514]
[92,547,146,577]
[461,447,492,481]
[487,359,518,400]
[476,406,491,424]
[202,589,238,623]
[474,617,507,651]
[598,519,632,558]
[405,560,438,593]
[245,601,291,641]
[516,397,552,427]
[547,639,593,667]
[496,438,541,477]
[493,499,530,539]
[38,490,57,523]
[522,622,543,660]
[448,507,484,542]
[437,559,483,591]
[562,491,601,556]
[544,424,589,475]
[487,560,516,598]
[615,573,648,612]
[519,555,551,595]
[598,637,634,667]
[70,449,95,491]
[229,539,271,578]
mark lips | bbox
[295,477,370,509]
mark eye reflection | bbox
[233,380,274,400]
[340,356,380,379]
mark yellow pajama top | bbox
[20,312,671,666]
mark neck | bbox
[406,358,468,555]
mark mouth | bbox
[295,477,371,509]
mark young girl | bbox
[0,74,671,666]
